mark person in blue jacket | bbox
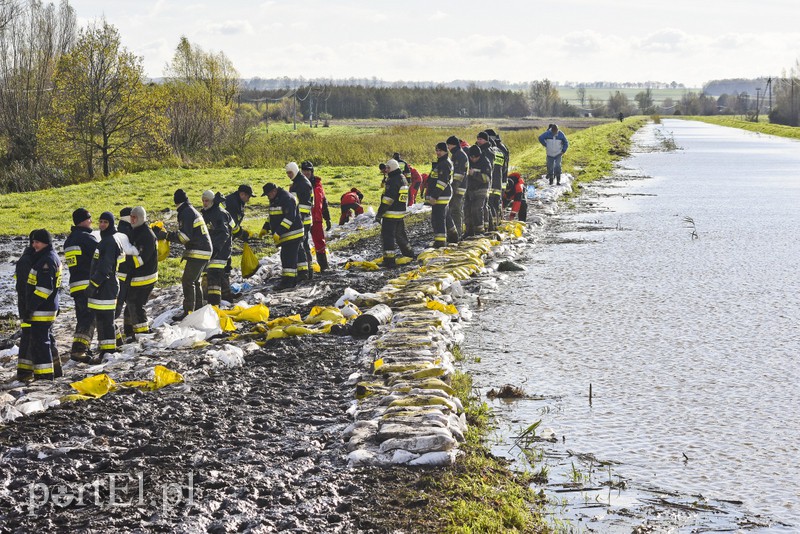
[538,124,569,185]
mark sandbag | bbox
[241,242,259,277]
[151,222,170,261]
[70,374,117,398]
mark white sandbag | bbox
[0,345,19,358]
[205,344,244,368]
[336,287,363,308]
[180,305,222,335]
[409,450,456,466]
[379,433,457,454]
[160,324,208,349]
[16,400,45,416]
[0,404,23,423]
[391,449,420,465]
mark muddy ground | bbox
[0,222,457,533]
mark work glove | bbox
[325,219,332,231]
[272,233,281,246]
[240,229,250,241]
[374,215,382,224]
[153,227,167,240]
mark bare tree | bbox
[0,0,76,165]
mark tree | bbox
[163,36,240,156]
[634,88,655,114]
[529,79,560,116]
[576,86,586,107]
[44,20,168,177]
[0,0,76,165]
[606,91,635,117]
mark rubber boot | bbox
[274,277,296,291]
[316,252,329,272]
[556,174,561,185]
[383,255,396,268]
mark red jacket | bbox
[312,176,330,223]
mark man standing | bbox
[222,184,253,301]
[63,208,98,361]
[301,161,332,271]
[262,182,304,290]
[465,145,492,237]
[20,229,62,381]
[538,124,569,185]
[374,159,411,267]
[475,131,499,230]
[446,135,468,240]
[201,190,232,306]
[427,142,454,248]
[286,161,314,280]
[154,189,212,320]
[87,212,122,361]
[124,206,158,338]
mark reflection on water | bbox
[465,120,800,530]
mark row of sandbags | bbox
[342,225,529,467]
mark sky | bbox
[68,0,800,88]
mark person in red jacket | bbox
[339,188,364,225]
[505,172,527,220]
[407,165,423,205]
[301,161,332,271]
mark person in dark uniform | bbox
[201,190,232,306]
[19,229,62,381]
[375,159,412,267]
[153,189,213,320]
[427,142,454,248]
[87,212,122,361]
[446,135,468,240]
[262,182,304,290]
[124,206,158,338]
[222,184,254,302]
[286,161,314,280]
[465,144,492,237]
[63,208,98,361]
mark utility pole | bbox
[756,87,761,121]
[293,90,297,131]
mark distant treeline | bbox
[241,85,531,119]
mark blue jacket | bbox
[538,130,569,157]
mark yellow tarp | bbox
[70,374,117,398]
[305,306,346,325]
[344,260,381,271]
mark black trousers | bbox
[71,290,96,354]
[182,258,208,313]
[124,283,155,334]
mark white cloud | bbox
[205,20,254,36]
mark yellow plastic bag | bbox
[234,303,270,323]
[265,314,303,328]
[70,374,118,398]
[344,261,381,271]
[241,242,259,278]
[304,306,346,325]
[154,365,184,389]
[150,222,170,261]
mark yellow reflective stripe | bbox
[88,298,117,310]
[185,250,212,260]
[178,231,190,243]
[34,287,52,298]
[30,313,56,322]
[268,207,283,214]
[382,196,394,205]
[17,360,33,370]
[133,255,143,268]
[208,260,227,269]
[20,322,31,328]
[384,211,406,219]
[436,180,447,189]
[117,272,128,281]
[130,272,158,286]
[277,229,303,243]
[193,217,205,227]
[28,271,37,284]
[34,366,54,375]
[281,219,292,229]
[435,196,452,204]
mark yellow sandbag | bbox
[265,314,303,328]
[305,306,346,325]
[241,242,259,278]
[234,303,270,323]
[154,365,184,389]
[426,300,458,315]
[151,222,170,261]
[283,322,333,336]
[70,374,117,398]
[388,394,457,412]
[120,380,157,391]
[267,327,288,340]
[344,261,381,271]
[212,306,237,331]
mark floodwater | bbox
[465,119,800,531]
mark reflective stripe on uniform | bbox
[88,298,117,311]
[130,272,158,286]
[185,249,212,260]
[70,280,90,293]
[30,312,56,322]
[208,259,227,269]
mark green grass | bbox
[558,86,700,106]
[680,116,800,140]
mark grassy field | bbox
[680,116,800,140]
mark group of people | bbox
[372,129,546,266]
[15,207,158,381]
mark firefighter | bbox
[538,123,569,185]
[222,184,254,301]
[18,229,62,381]
[340,188,365,225]
[114,207,134,344]
[465,144,492,237]
[123,206,159,339]
[427,142,455,248]
[201,190,232,306]
[301,161,333,271]
[153,189,213,320]
[262,182,304,290]
[62,208,99,361]
[374,159,411,267]
[87,212,122,361]
[504,172,527,221]
[446,135,468,239]
[285,161,314,280]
